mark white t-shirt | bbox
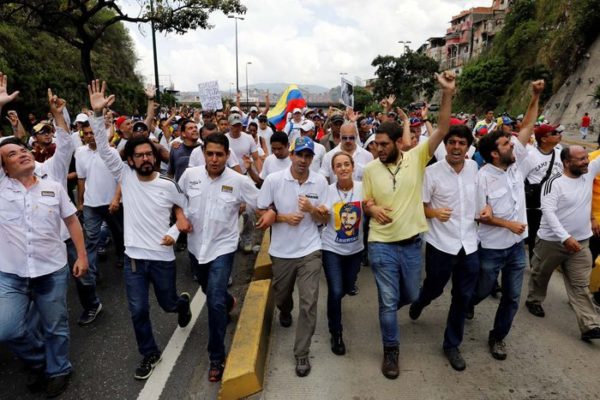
[283,119,304,144]
[257,168,328,258]
[226,132,258,173]
[538,158,600,242]
[178,167,259,264]
[258,126,274,154]
[75,145,119,207]
[320,144,374,183]
[321,181,364,255]
[423,159,479,255]
[259,154,291,180]
[311,141,326,173]
[91,116,188,261]
[188,145,240,169]
[523,146,563,184]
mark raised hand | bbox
[47,88,66,115]
[396,107,409,122]
[88,80,116,115]
[346,107,360,122]
[436,71,456,92]
[6,110,19,127]
[532,79,545,95]
[0,72,19,108]
[144,84,156,99]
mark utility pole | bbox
[228,15,245,94]
[150,0,160,102]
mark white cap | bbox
[363,134,375,149]
[250,106,258,112]
[230,106,241,113]
[300,119,315,131]
[292,108,302,114]
[75,113,89,123]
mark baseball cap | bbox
[330,114,344,124]
[516,114,524,121]
[250,106,258,113]
[75,113,89,124]
[449,117,466,126]
[363,134,375,149]
[115,116,128,130]
[230,106,241,113]
[300,119,315,132]
[228,114,243,125]
[292,108,302,114]
[33,121,52,134]
[502,116,514,126]
[133,121,148,133]
[534,123,560,141]
[291,136,315,154]
[409,117,423,127]
[475,125,488,136]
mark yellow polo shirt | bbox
[363,141,431,242]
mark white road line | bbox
[137,288,206,400]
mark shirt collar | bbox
[283,166,315,184]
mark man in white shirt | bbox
[188,122,242,174]
[256,131,291,182]
[320,123,373,183]
[257,114,274,155]
[257,136,328,378]
[409,126,486,371]
[75,123,124,325]
[226,114,262,174]
[525,145,600,341]
[177,133,273,382]
[283,108,304,144]
[298,119,326,173]
[470,80,544,361]
[88,80,192,381]
[0,77,88,397]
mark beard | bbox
[134,161,155,176]
[381,146,399,164]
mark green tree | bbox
[370,50,439,107]
[456,56,513,113]
[353,86,375,113]
[0,0,246,82]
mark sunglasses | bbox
[341,136,356,141]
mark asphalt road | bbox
[0,245,257,400]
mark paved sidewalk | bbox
[261,265,600,399]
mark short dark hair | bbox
[201,122,217,133]
[204,132,229,152]
[443,125,474,146]
[0,137,29,167]
[179,118,195,132]
[560,146,571,162]
[248,122,258,129]
[376,121,402,142]
[270,131,289,145]
[123,136,159,165]
[478,130,507,164]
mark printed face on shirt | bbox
[332,153,354,182]
[270,141,289,160]
[129,143,156,176]
[0,142,35,177]
[204,142,228,177]
[445,135,469,166]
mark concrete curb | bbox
[219,232,274,400]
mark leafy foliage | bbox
[353,86,376,113]
[456,56,513,113]
[371,50,439,107]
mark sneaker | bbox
[25,365,46,393]
[330,332,346,356]
[525,301,545,318]
[279,311,292,328]
[347,285,359,296]
[78,303,103,326]
[134,352,162,380]
[444,347,466,371]
[45,372,71,398]
[488,334,507,360]
[581,327,600,342]
[381,346,399,379]
[409,302,423,320]
[178,292,192,328]
[208,361,224,382]
[295,356,311,377]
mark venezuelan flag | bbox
[267,84,307,131]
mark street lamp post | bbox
[228,15,245,94]
[229,82,234,98]
[246,61,252,107]
[398,40,412,55]
[150,0,160,102]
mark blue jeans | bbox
[124,256,188,357]
[369,240,423,347]
[322,250,362,333]
[83,205,124,285]
[0,266,71,377]
[413,244,479,349]
[472,241,526,341]
[189,252,235,363]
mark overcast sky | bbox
[122,0,488,92]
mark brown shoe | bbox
[381,346,399,379]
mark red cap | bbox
[449,117,466,126]
[534,123,559,141]
[115,116,128,130]
[475,126,488,136]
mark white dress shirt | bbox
[179,167,259,264]
[75,145,119,207]
[423,159,479,255]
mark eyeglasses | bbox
[37,130,52,135]
[341,136,356,141]
[133,152,155,160]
